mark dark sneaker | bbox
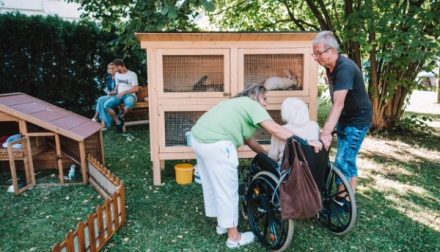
[117,112,124,120]
[331,198,349,216]
[321,198,351,218]
[116,120,124,133]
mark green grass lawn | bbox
[0,98,439,251]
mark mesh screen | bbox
[165,111,205,146]
[244,54,304,90]
[163,55,225,92]
[165,110,283,146]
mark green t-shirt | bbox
[192,96,272,148]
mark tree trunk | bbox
[437,61,440,104]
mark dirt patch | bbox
[406,90,440,128]
[406,90,440,115]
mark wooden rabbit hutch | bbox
[0,93,105,193]
[135,32,319,185]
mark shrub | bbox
[0,12,146,116]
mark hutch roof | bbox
[0,93,103,141]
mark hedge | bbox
[0,12,146,116]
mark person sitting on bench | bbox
[103,59,139,133]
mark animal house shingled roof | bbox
[0,93,103,141]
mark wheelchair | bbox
[239,132,356,251]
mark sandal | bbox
[226,232,254,248]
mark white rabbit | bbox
[264,69,298,90]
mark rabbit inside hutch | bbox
[264,69,298,90]
[192,75,224,92]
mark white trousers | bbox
[191,136,239,228]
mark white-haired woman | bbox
[268,97,320,163]
[191,84,322,249]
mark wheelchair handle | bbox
[291,135,309,146]
[291,130,346,147]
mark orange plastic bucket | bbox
[174,164,194,184]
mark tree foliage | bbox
[68,0,213,49]
[68,0,440,132]
[208,0,440,131]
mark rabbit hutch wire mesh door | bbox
[136,32,319,185]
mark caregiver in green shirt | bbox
[191,83,322,249]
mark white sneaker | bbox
[226,232,255,248]
[92,118,98,122]
[216,226,227,235]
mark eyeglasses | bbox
[311,48,332,57]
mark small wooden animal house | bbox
[135,32,320,185]
[0,93,105,193]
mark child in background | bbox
[268,97,320,163]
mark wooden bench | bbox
[120,86,149,132]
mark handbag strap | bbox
[275,137,301,203]
[281,137,299,167]
[280,137,300,183]
[295,141,309,165]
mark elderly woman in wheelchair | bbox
[240,130,357,252]
[236,97,357,251]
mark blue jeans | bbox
[96,95,114,128]
[334,124,370,184]
[103,94,136,109]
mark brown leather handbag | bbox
[279,137,322,220]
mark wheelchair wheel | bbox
[247,171,294,252]
[239,165,251,221]
[314,165,356,235]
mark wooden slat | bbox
[7,142,19,195]
[65,231,74,252]
[105,199,113,234]
[112,193,120,228]
[26,132,56,137]
[124,120,149,126]
[79,141,87,183]
[239,33,259,41]
[119,186,126,224]
[87,213,97,252]
[96,205,105,245]
[0,111,18,121]
[51,243,60,252]
[76,222,87,252]
[135,32,319,42]
[54,133,65,184]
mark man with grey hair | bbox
[312,31,372,214]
